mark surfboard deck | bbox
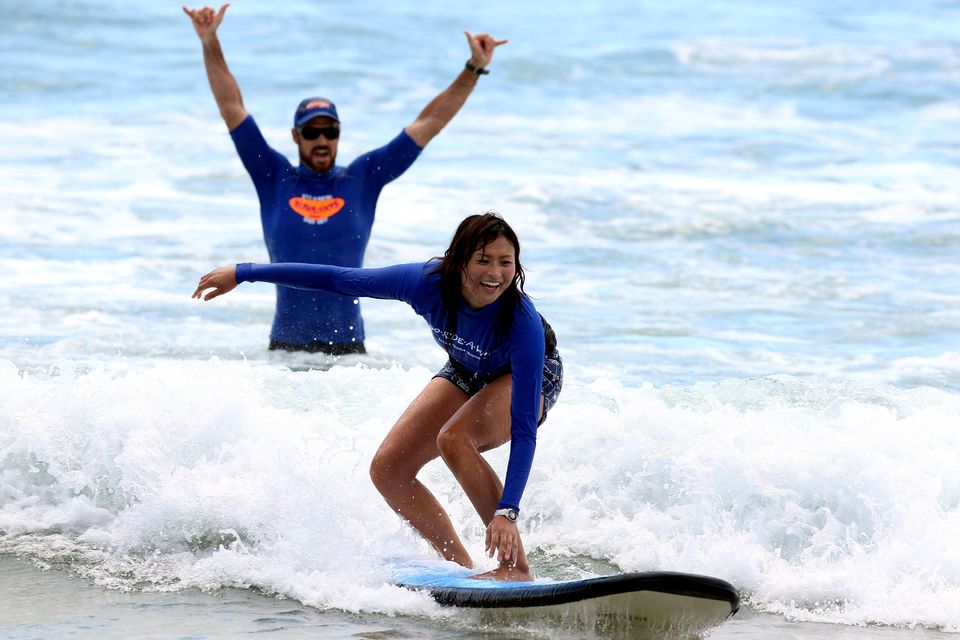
[394,562,739,637]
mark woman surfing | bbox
[193,212,562,581]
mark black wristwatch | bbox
[465,61,490,75]
[494,507,518,523]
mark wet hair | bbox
[431,212,526,339]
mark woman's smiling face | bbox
[460,235,517,310]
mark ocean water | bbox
[2,0,959,637]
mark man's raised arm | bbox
[404,31,507,148]
[183,4,249,131]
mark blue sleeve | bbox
[229,115,290,203]
[497,300,547,512]
[236,261,427,306]
[348,129,422,192]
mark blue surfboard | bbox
[393,561,739,636]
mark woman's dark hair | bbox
[431,212,526,339]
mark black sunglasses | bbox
[297,125,340,141]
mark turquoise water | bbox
[1,1,959,636]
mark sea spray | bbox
[2,360,958,628]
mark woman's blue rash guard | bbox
[230,115,422,346]
[235,260,546,513]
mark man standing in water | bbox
[183,4,506,354]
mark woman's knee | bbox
[369,450,389,491]
[436,422,472,460]
[369,443,404,492]
[370,434,431,492]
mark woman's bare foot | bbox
[469,565,533,582]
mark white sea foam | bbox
[1,360,958,628]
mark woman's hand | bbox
[192,266,237,301]
[485,515,520,566]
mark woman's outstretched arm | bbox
[193,262,429,303]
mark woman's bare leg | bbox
[435,375,544,581]
[369,377,473,567]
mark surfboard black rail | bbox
[399,570,740,612]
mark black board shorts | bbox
[434,351,563,426]
[269,339,367,356]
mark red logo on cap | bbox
[289,196,345,221]
[304,100,331,110]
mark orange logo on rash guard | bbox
[289,196,345,221]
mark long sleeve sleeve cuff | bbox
[235,262,253,283]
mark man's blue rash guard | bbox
[235,261,546,513]
[230,116,422,346]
